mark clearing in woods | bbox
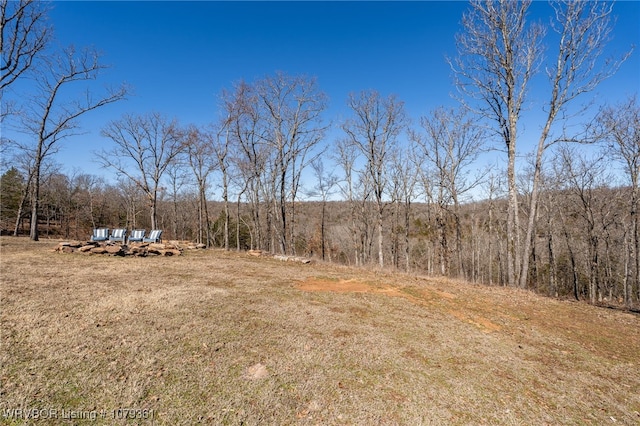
[1,237,639,425]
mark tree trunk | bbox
[561,218,580,301]
[437,208,448,275]
[632,181,639,306]
[624,227,631,305]
[548,220,557,298]
[223,182,229,250]
[320,200,326,261]
[404,198,411,272]
[453,194,463,279]
[150,192,157,230]
[377,203,384,268]
[13,184,30,237]
[236,193,242,251]
[29,156,42,241]
[507,137,519,286]
[589,233,599,305]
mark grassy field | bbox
[1,237,639,425]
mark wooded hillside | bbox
[1,172,638,309]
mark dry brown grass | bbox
[1,236,639,425]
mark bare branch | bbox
[98,112,184,229]
[0,0,51,93]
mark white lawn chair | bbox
[128,229,146,244]
[143,229,163,243]
[90,228,109,242]
[109,228,127,243]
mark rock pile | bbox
[53,240,203,256]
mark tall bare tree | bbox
[209,117,232,250]
[164,152,190,240]
[452,0,630,287]
[184,125,216,246]
[17,46,126,240]
[220,73,327,254]
[99,112,184,230]
[557,146,611,304]
[342,90,408,268]
[222,80,268,250]
[334,138,360,266]
[389,148,418,271]
[597,95,640,305]
[256,72,328,255]
[308,158,337,261]
[451,0,539,285]
[410,107,485,277]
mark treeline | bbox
[1,0,639,309]
[1,150,639,309]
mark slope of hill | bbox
[1,237,638,425]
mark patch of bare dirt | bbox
[297,276,502,333]
[296,278,374,293]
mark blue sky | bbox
[4,0,640,195]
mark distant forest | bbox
[1,161,639,310]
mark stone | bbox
[244,363,268,380]
[104,245,124,255]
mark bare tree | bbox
[342,90,408,268]
[452,0,630,287]
[334,138,360,265]
[308,158,337,261]
[219,73,328,254]
[556,146,612,304]
[164,153,191,241]
[410,107,486,277]
[99,112,184,230]
[256,72,328,255]
[451,0,540,285]
[184,125,216,246]
[9,147,35,235]
[209,117,232,250]
[389,147,418,271]
[65,172,101,232]
[117,180,147,231]
[597,95,640,305]
[222,80,268,250]
[16,46,126,240]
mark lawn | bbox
[1,237,639,425]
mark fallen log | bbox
[273,255,312,264]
